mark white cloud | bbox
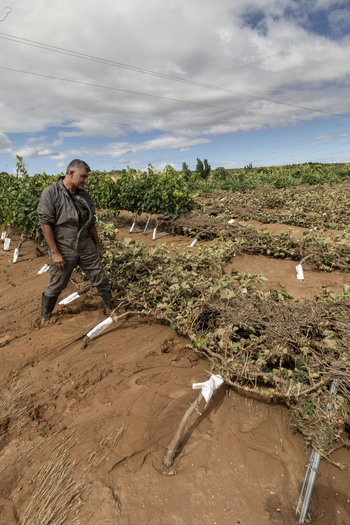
[315,131,350,143]
[328,7,350,35]
[78,134,211,159]
[0,132,12,151]
[314,0,345,9]
[1,0,349,171]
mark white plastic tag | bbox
[143,215,151,233]
[190,238,197,247]
[37,263,50,274]
[152,227,157,240]
[4,238,11,250]
[129,222,135,233]
[227,219,235,224]
[1,231,6,240]
[58,292,80,305]
[86,316,113,339]
[192,374,224,403]
[296,264,304,280]
[13,248,19,263]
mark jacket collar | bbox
[58,176,81,196]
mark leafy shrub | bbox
[86,170,120,209]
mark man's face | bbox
[69,167,89,190]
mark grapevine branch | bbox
[163,392,203,468]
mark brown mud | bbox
[0,218,349,525]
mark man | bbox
[37,159,113,322]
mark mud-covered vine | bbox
[95,233,349,456]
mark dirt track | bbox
[0,222,349,525]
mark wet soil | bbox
[0,218,349,525]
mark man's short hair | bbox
[66,159,91,174]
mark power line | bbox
[1,31,349,121]
[1,64,319,123]
[0,7,12,22]
[2,65,350,131]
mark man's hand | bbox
[52,251,66,268]
[89,226,104,258]
[96,245,104,259]
[41,224,66,268]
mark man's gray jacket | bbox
[37,177,110,297]
[37,177,96,259]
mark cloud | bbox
[1,0,350,171]
[328,7,350,36]
[0,132,12,151]
[8,133,67,161]
[315,131,350,143]
[79,134,211,158]
[314,0,346,10]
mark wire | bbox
[1,31,349,121]
[0,7,12,22]
[1,64,322,122]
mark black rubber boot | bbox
[98,290,114,311]
[41,293,58,322]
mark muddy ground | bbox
[0,216,349,525]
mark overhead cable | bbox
[1,64,325,123]
[0,31,349,121]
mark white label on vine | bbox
[4,238,11,250]
[86,316,113,339]
[192,374,224,403]
[143,215,151,233]
[1,232,6,240]
[190,238,197,247]
[13,248,19,263]
[152,227,157,240]
[129,222,135,233]
[59,292,80,305]
[296,264,304,280]
[37,263,50,274]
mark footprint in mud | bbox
[167,388,189,399]
[0,334,13,347]
[128,368,172,388]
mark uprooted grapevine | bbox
[165,210,350,272]
[94,233,350,455]
[197,183,350,230]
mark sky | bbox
[1,0,350,175]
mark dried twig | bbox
[163,392,203,468]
